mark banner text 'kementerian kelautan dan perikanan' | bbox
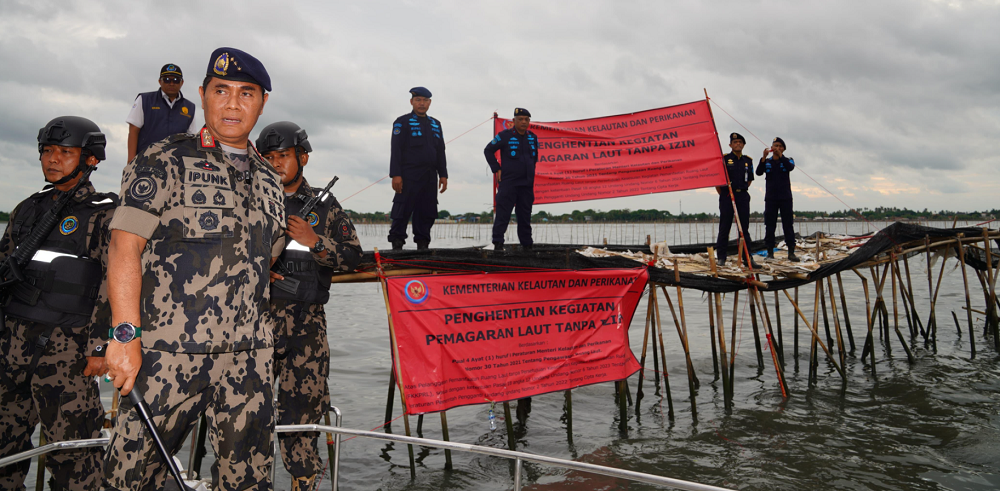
[493,100,727,204]
[385,268,647,414]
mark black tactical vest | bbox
[270,188,334,304]
[5,190,116,327]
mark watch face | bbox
[113,323,135,342]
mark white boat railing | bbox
[0,423,734,491]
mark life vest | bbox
[270,188,333,304]
[4,190,116,327]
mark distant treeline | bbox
[345,207,999,224]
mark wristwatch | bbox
[311,239,326,254]
[110,321,142,344]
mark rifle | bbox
[272,176,339,296]
[0,166,96,323]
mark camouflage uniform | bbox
[0,183,114,491]
[271,178,361,482]
[104,128,285,491]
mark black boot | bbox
[416,241,430,250]
[523,243,534,251]
[787,250,800,262]
[391,239,404,251]
[493,242,505,253]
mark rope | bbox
[341,115,495,203]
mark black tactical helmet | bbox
[37,116,107,161]
[255,121,312,154]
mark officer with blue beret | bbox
[715,132,759,268]
[388,87,448,250]
[484,108,538,251]
[104,47,283,490]
[756,136,799,261]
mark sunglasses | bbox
[161,76,182,84]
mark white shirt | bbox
[126,90,201,134]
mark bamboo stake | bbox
[983,229,999,349]
[503,402,516,451]
[751,288,789,397]
[564,390,573,443]
[858,273,877,379]
[826,276,847,369]
[773,291,785,366]
[709,251,731,411]
[634,285,656,407]
[902,252,924,335]
[708,290,720,380]
[730,290,739,395]
[793,287,799,361]
[929,242,953,345]
[440,412,453,470]
[809,282,820,384]
[891,255,914,363]
[651,287,674,420]
[662,282,698,389]
[956,233,976,356]
[618,380,628,433]
[749,295,765,370]
[784,289,847,380]
[374,248,416,478]
[835,273,855,352]
[925,235,935,341]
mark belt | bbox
[731,188,747,193]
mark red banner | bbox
[385,268,648,414]
[493,100,727,204]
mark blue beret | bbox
[514,107,531,118]
[409,86,432,98]
[772,137,785,148]
[207,47,271,92]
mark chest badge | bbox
[59,216,79,235]
[213,190,226,206]
[192,190,207,205]
[307,211,319,227]
[199,211,220,231]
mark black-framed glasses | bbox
[161,76,182,84]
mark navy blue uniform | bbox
[135,90,197,155]
[484,128,538,246]
[388,112,447,245]
[716,151,754,264]
[755,155,796,254]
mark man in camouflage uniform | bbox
[0,116,114,491]
[256,121,362,490]
[102,47,285,490]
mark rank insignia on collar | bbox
[200,128,215,148]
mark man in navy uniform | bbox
[715,132,759,268]
[755,137,799,262]
[484,108,538,251]
[388,87,448,250]
[126,63,201,162]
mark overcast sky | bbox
[2,0,997,216]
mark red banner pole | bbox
[374,248,417,477]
